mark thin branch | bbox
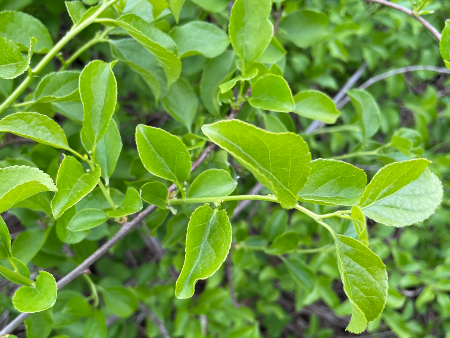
[337,65,450,108]
[305,63,368,134]
[365,0,441,41]
[140,304,171,338]
[273,4,284,36]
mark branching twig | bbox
[365,0,441,41]
[337,65,450,109]
[305,63,368,134]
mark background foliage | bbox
[0,0,450,337]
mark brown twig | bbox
[365,0,441,41]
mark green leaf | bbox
[84,310,107,338]
[359,160,442,227]
[34,71,80,103]
[293,91,340,124]
[229,0,273,73]
[66,1,87,24]
[108,14,181,87]
[279,10,329,48]
[440,20,450,65]
[25,311,52,338]
[297,159,367,206]
[334,235,387,334]
[136,125,192,185]
[282,257,315,292]
[82,119,122,186]
[51,156,101,219]
[63,296,92,316]
[68,208,108,231]
[248,74,295,112]
[0,216,12,258]
[219,68,258,94]
[101,286,139,317]
[0,257,30,285]
[347,89,381,141]
[188,169,236,198]
[56,206,89,244]
[170,21,229,59]
[110,38,166,103]
[12,271,57,313]
[391,128,422,156]
[200,51,236,117]
[0,36,35,79]
[263,114,287,133]
[191,0,228,12]
[257,37,286,64]
[351,206,369,246]
[176,204,232,298]
[169,0,185,22]
[202,120,311,209]
[0,112,71,150]
[0,166,56,214]
[106,187,143,218]
[12,229,46,264]
[140,182,168,209]
[0,11,53,53]
[161,78,197,132]
[266,232,299,255]
[80,60,117,147]
[263,209,287,242]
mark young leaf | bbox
[0,166,57,214]
[56,206,89,244]
[82,119,122,186]
[66,1,87,24]
[0,257,31,285]
[297,159,367,206]
[202,120,311,209]
[161,78,198,132]
[279,10,329,48]
[136,125,192,185]
[188,169,237,198]
[391,128,422,156]
[33,71,80,103]
[248,74,295,112]
[347,89,380,141]
[219,68,258,94]
[101,286,139,317]
[334,235,387,334]
[84,310,107,338]
[263,209,287,242]
[228,0,273,73]
[176,204,232,299]
[140,182,168,209]
[0,36,36,79]
[0,11,53,53]
[106,14,181,87]
[282,257,315,292]
[191,0,228,12]
[0,216,12,259]
[440,20,450,67]
[51,156,101,219]
[200,51,236,117]
[110,38,166,103]
[266,232,299,255]
[293,91,340,124]
[106,187,143,218]
[170,21,229,59]
[359,160,442,227]
[0,112,71,150]
[169,0,185,22]
[80,60,117,148]
[12,271,57,313]
[68,208,108,231]
[351,206,369,246]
